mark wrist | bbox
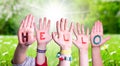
[60,49,72,55]
[79,49,88,54]
[78,47,88,51]
[18,43,29,49]
[56,52,72,61]
[92,46,100,51]
[37,44,47,50]
[79,48,88,52]
[17,44,28,53]
[37,48,46,53]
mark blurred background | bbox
[0,0,120,66]
[0,0,120,35]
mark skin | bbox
[34,17,52,65]
[90,21,110,66]
[13,15,110,66]
[52,18,74,66]
[73,23,89,66]
[12,14,35,64]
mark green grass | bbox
[0,35,120,66]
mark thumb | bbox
[101,36,110,46]
[18,32,23,44]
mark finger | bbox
[82,24,85,34]
[99,21,103,34]
[24,15,29,27]
[60,18,64,31]
[97,21,100,32]
[28,14,31,22]
[27,14,32,27]
[77,23,81,34]
[56,21,60,33]
[47,20,51,32]
[43,17,47,29]
[86,28,89,36]
[69,22,74,32]
[101,36,110,46]
[95,22,98,33]
[91,25,95,34]
[31,21,34,29]
[30,15,34,28]
[64,19,68,30]
[39,18,43,30]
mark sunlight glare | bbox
[43,3,67,22]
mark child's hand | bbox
[18,14,35,46]
[34,17,52,49]
[52,18,74,50]
[90,21,110,47]
[73,23,89,50]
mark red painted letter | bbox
[81,37,86,44]
[40,32,45,40]
[63,35,69,41]
[22,32,28,42]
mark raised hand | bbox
[34,17,52,49]
[90,21,110,47]
[52,18,74,50]
[73,23,89,50]
[18,14,35,46]
[13,14,36,64]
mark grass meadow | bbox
[0,35,120,66]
